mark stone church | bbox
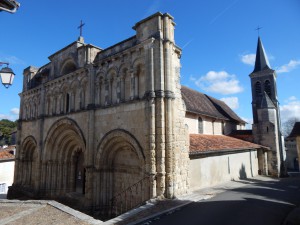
[8,12,285,218]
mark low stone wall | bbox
[189,150,259,190]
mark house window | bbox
[222,121,225,134]
[198,117,203,134]
[0,183,6,194]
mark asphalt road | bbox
[138,177,300,225]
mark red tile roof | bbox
[0,147,15,160]
[228,130,254,143]
[189,134,266,155]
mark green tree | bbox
[0,119,17,146]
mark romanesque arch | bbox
[132,58,146,99]
[60,58,77,76]
[95,71,105,106]
[42,118,86,196]
[19,136,38,188]
[79,76,88,109]
[95,129,149,215]
[119,64,130,101]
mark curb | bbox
[102,201,156,225]
[127,200,192,225]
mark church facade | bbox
[9,12,282,218]
[10,13,189,216]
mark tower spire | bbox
[253,37,271,73]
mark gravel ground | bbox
[0,201,99,225]
[8,205,90,225]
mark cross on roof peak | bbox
[78,20,85,37]
[255,26,263,36]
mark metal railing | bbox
[109,175,151,217]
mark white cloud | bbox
[220,97,239,110]
[240,54,256,66]
[194,71,243,95]
[276,60,300,73]
[10,108,19,115]
[0,54,25,65]
[280,97,300,122]
[0,114,13,120]
[0,108,20,121]
[241,117,253,129]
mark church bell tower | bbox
[249,37,285,177]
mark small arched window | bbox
[198,117,203,134]
[264,80,271,97]
[255,81,261,95]
[222,121,225,134]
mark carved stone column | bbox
[130,70,135,100]
[84,166,95,208]
[120,74,125,102]
[134,69,139,98]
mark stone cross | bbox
[78,20,85,37]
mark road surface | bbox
[138,177,300,225]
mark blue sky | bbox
[1,0,300,125]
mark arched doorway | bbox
[43,118,86,197]
[74,151,85,194]
[96,130,149,217]
[20,136,38,188]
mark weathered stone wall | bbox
[253,108,280,176]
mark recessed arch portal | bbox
[95,129,148,213]
[43,118,86,196]
[20,136,38,188]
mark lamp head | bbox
[0,66,15,88]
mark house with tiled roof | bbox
[285,122,300,171]
[181,86,269,189]
[0,145,15,194]
[182,86,245,136]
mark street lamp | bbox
[0,0,20,13]
[0,62,15,88]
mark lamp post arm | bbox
[0,6,17,13]
[0,62,9,66]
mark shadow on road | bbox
[137,177,300,225]
[0,194,7,199]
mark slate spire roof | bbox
[260,91,276,108]
[288,122,300,138]
[253,37,271,72]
